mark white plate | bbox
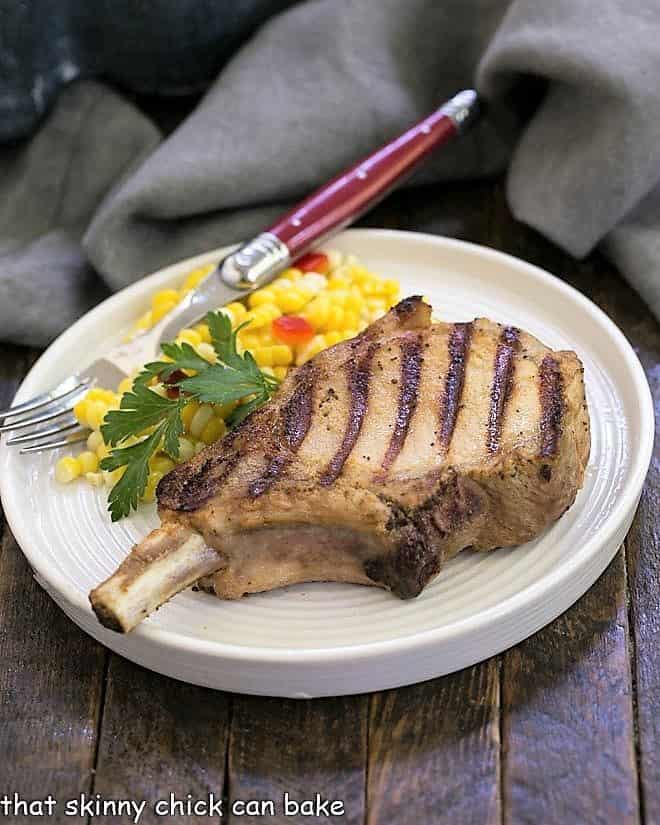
[0,230,653,697]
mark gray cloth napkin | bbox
[2,0,660,347]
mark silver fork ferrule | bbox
[218,232,290,290]
[440,89,480,133]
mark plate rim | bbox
[0,228,654,665]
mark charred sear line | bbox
[438,322,472,452]
[486,326,520,454]
[319,344,377,486]
[539,355,564,457]
[248,364,315,498]
[380,336,423,475]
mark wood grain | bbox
[227,695,367,824]
[367,665,500,825]
[0,346,106,823]
[90,655,230,824]
[502,550,639,825]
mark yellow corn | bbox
[85,472,105,487]
[197,342,216,362]
[296,335,326,365]
[324,331,343,347]
[178,437,196,462]
[78,451,99,474]
[96,443,110,461]
[86,430,104,452]
[276,288,310,313]
[142,470,164,503]
[118,377,133,396]
[215,400,238,419]
[280,267,303,281]
[273,366,288,381]
[200,417,226,445]
[195,323,212,343]
[181,401,200,431]
[189,405,214,438]
[152,299,178,324]
[55,456,81,483]
[151,455,176,474]
[224,302,248,323]
[152,289,179,311]
[248,288,277,308]
[177,328,202,347]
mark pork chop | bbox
[90,297,590,632]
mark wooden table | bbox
[1,178,657,825]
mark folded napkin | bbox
[2,0,660,346]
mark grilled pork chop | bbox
[90,297,590,632]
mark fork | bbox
[0,89,480,453]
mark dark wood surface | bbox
[0,178,657,824]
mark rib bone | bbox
[89,523,223,632]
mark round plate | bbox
[0,229,653,697]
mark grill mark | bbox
[539,355,564,457]
[379,335,423,475]
[248,364,315,498]
[486,326,520,454]
[438,322,472,452]
[319,344,377,487]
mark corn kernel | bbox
[344,310,361,330]
[151,454,175,474]
[142,470,164,503]
[271,344,293,366]
[200,417,226,445]
[366,297,387,311]
[86,430,104,451]
[197,342,216,362]
[85,472,105,487]
[195,323,211,343]
[177,328,202,347]
[78,451,99,474]
[342,329,359,341]
[86,400,108,431]
[324,331,343,347]
[190,405,214,438]
[177,437,195,462]
[299,273,327,293]
[272,278,293,293]
[225,302,248,323]
[118,377,133,395]
[277,289,310,313]
[261,366,276,378]
[215,400,238,419]
[273,366,288,381]
[328,277,351,291]
[296,335,326,365]
[96,443,110,461]
[382,278,399,295]
[73,399,89,426]
[280,267,303,281]
[194,440,207,455]
[181,401,200,432]
[253,346,274,367]
[326,305,344,330]
[248,288,277,308]
[103,467,126,487]
[303,296,330,329]
[55,456,81,483]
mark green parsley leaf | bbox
[101,382,184,453]
[100,425,165,522]
[99,308,280,520]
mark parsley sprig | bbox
[100,311,278,521]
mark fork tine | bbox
[0,396,86,434]
[6,415,81,446]
[0,376,92,421]
[19,430,89,454]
